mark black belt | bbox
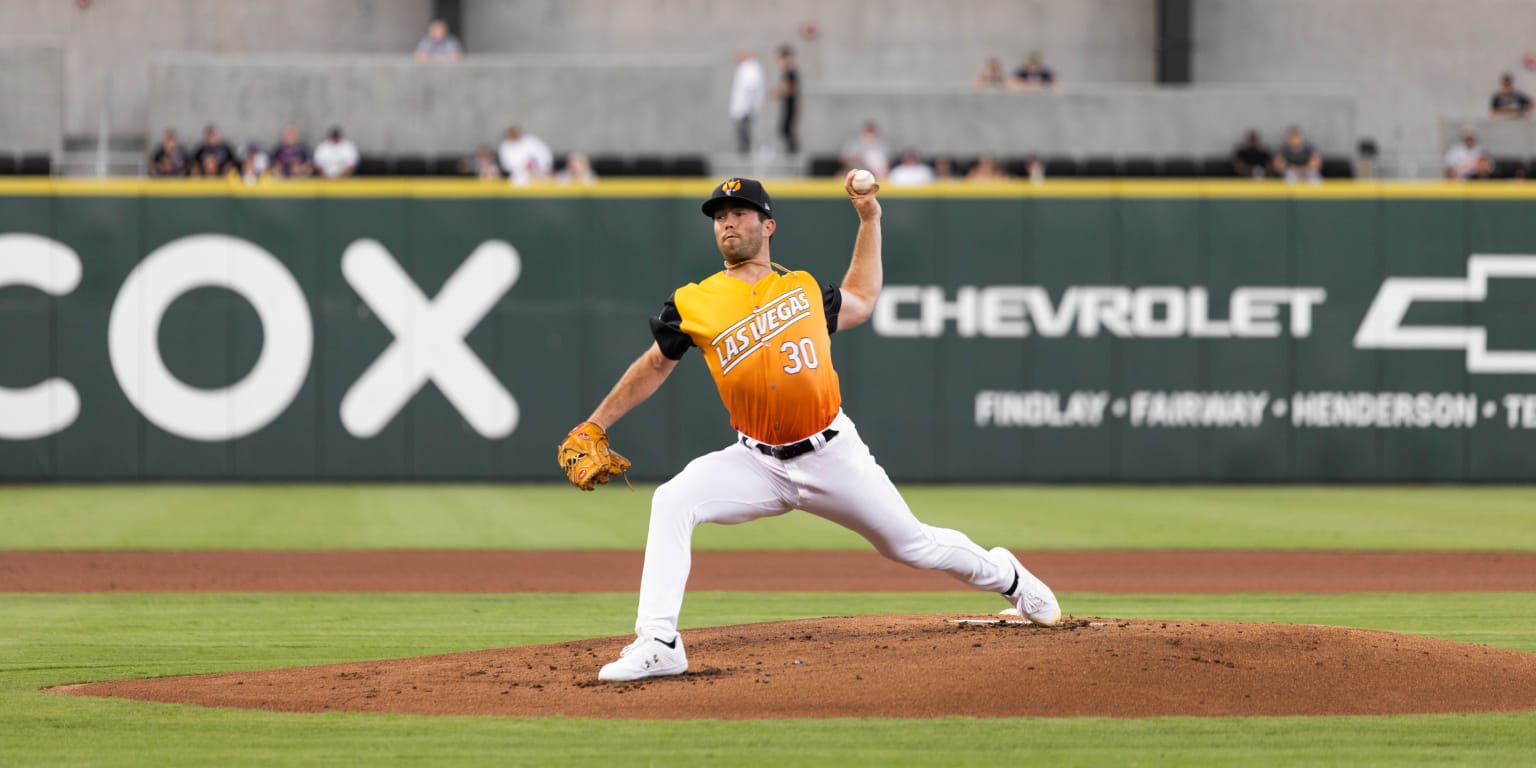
[740,429,839,460]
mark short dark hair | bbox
[778,45,793,57]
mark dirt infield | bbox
[6,549,1536,593]
[25,549,1536,719]
[50,615,1536,719]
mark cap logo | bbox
[722,179,741,194]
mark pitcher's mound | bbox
[48,615,1536,719]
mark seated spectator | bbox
[839,121,891,178]
[1023,154,1045,183]
[887,150,936,186]
[1444,125,1493,180]
[966,153,1011,182]
[312,126,359,178]
[269,123,314,178]
[1490,72,1532,118]
[148,129,186,177]
[973,57,1007,90]
[497,124,554,185]
[190,150,234,179]
[471,145,502,181]
[241,140,269,184]
[192,124,240,177]
[1232,130,1272,178]
[1271,126,1321,183]
[1010,52,1055,90]
[555,151,598,185]
[932,156,956,180]
[415,19,463,62]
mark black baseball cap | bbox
[701,177,773,218]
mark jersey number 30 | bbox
[780,337,820,374]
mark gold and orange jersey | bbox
[650,268,843,444]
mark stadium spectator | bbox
[1443,125,1493,180]
[973,56,1007,90]
[471,145,502,181]
[965,153,1010,181]
[148,129,187,177]
[190,149,234,179]
[269,123,314,178]
[886,150,936,186]
[496,125,553,185]
[1232,130,1273,178]
[414,19,463,62]
[1490,72,1532,118]
[555,151,598,185]
[1272,126,1321,183]
[775,45,800,156]
[932,155,956,180]
[729,49,766,156]
[192,124,240,176]
[240,140,269,184]
[1011,52,1055,90]
[1024,154,1045,183]
[312,126,359,178]
[839,121,891,178]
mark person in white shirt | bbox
[839,121,891,179]
[1444,125,1492,180]
[887,150,936,186]
[728,50,766,156]
[497,125,554,185]
[312,126,359,179]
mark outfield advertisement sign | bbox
[1,187,1533,481]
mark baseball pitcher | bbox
[558,173,1060,682]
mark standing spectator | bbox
[974,57,1007,90]
[192,125,240,176]
[1231,129,1273,178]
[886,150,935,186]
[728,49,766,156]
[414,19,463,62]
[269,123,314,178]
[471,145,502,181]
[1272,126,1321,183]
[148,129,187,177]
[556,151,599,185]
[1011,52,1055,90]
[839,121,890,179]
[774,45,800,156]
[1490,72,1533,118]
[241,140,269,184]
[1444,125,1493,180]
[496,125,553,185]
[312,126,359,179]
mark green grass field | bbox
[3,485,1535,766]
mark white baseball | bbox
[850,169,875,194]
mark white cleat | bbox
[991,547,1061,627]
[598,634,688,682]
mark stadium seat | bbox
[1002,156,1039,177]
[16,153,51,176]
[1200,156,1236,178]
[1160,156,1198,177]
[356,155,390,177]
[0,154,16,175]
[669,155,709,177]
[391,155,429,176]
[1078,156,1120,178]
[589,154,630,177]
[808,155,842,177]
[950,156,979,177]
[1527,158,1536,180]
[1121,157,1158,177]
[1043,156,1077,177]
[1320,156,1354,179]
[1492,156,1526,179]
[432,155,467,176]
[630,155,669,176]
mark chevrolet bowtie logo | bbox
[1355,254,1536,373]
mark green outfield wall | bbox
[2,179,1535,482]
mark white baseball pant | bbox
[633,409,1015,639]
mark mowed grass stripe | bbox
[3,485,1535,551]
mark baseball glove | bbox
[557,421,633,491]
